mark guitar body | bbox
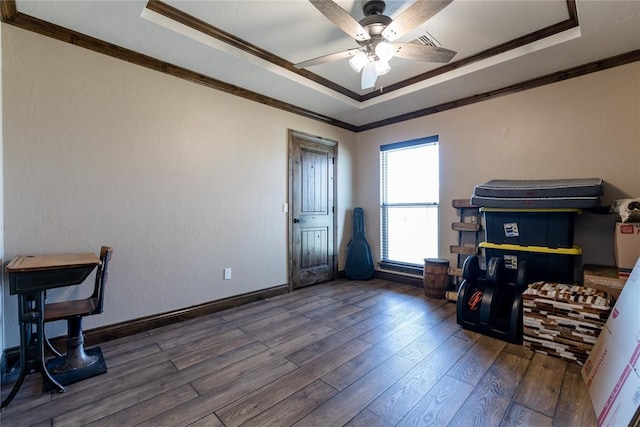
[345,207,375,280]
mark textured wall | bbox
[0,25,4,352]
[1,25,356,348]
[355,62,640,269]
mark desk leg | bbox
[33,293,65,393]
[1,299,30,410]
[1,293,65,410]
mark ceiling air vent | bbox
[415,31,442,48]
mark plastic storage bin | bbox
[480,242,582,284]
[482,208,579,248]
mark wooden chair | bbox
[44,246,112,375]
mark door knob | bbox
[293,218,301,223]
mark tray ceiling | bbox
[5,0,640,130]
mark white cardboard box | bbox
[582,258,640,426]
[614,223,640,270]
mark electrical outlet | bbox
[224,268,232,280]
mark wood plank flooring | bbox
[0,278,599,426]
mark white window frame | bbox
[380,135,439,271]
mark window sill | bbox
[378,261,423,276]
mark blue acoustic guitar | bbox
[345,207,375,280]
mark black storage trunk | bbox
[480,242,581,284]
[482,208,579,248]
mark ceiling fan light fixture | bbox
[374,41,395,62]
[374,60,391,76]
[361,61,377,89]
[349,51,368,72]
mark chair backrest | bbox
[90,246,113,315]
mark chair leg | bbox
[49,316,98,374]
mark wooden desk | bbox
[2,253,101,410]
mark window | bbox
[380,136,439,268]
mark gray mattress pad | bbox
[473,178,603,198]
[471,195,600,209]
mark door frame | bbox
[287,129,338,290]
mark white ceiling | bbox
[13,0,640,129]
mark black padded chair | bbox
[44,246,112,376]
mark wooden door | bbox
[289,130,337,289]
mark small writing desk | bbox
[2,253,101,410]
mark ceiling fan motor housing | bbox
[359,0,392,43]
[358,6,392,58]
[359,14,392,37]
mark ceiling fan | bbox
[295,0,457,90]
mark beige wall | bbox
[355,62,640,269]
[2,22,639,350]
[1,26,356,348]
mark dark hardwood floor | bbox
[0,278,598,426]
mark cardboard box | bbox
[583,264,627,300]
[581,258,640,426]
[614,223,640,270]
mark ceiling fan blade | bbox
[382,0,453,41]
[309,0,371,41]
[392,42,456,63]
[361,61,377,89]
[295,48,360,69]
